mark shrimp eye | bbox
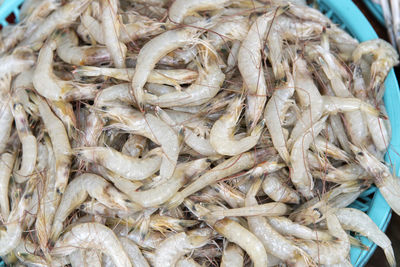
[357,152,364,156]
[313,208,322,218]
[160,25,166,30]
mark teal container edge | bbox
[0,0,398,267]
[362,0,385,26]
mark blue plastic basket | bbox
[362,0,385,26]
[0,0,399,266]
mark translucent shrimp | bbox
[335,208,395,266]
[77,147,162,181]
[122,135,147,157]
[290,116,327,198]
[352,39,399,100]
[131,27,202,107]
[53,28,111,66]
[176,257,201,267]
[101,0,127,68]
[297,213,350,265]
[11,103,37,183]
[309,136,350,162]
[50,173,138,241]
[0,75,13,154]
[210,97,264,156]
[167,149,268,208]
[0,152,15,220]
[208,15,249,49]
[238,7,285,129]
[264,66,295,163]
[69,249,102,267]
[119,237,150,267]
[183,128,218,157]
[312,163,368,183]
[262,173,300,204]
[267,216,333,241]
[322,95,383,117]
[144,48,225,107]
[33,40,99,101]
[0,48,36,79]
[350,144,400,216]
[52,222,132,267]
[154,229,211,267]
[47,100,77,137]
[221,243,244,267]
[207,202,290,219]
[22,0,91,49]
[11,70,38,117]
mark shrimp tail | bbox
[384,246,396,267]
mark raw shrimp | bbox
[77,147,162,181]
[335,208,395,266]
[353,39,399,100]
[350,144,400,216]
[50,173,138,241]
[221,243,244,267]
[0,75,13,154]
[119,237,150,267]
[52,222,132,267]
[11,103,37,183]
[154,229,211,267]
[176,257,201,267]
[183,128,218,156]
[0,48,36,79]
[207,202,290,219]
[0,152,15,220]
[262,173,300,204]
[238,7,285,129]
[210,97,264,156]
[313,163,369,183]
[54,29,110,66]
[290,116,328,198]
[322,95,383,117]
[309,136,350,162]
[122,135,147,157]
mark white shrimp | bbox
[208,202,290,219]
[122,135,147,157]
[322,95,383,117]
[11,103,37,183]
[0,75,13,154]
[290,116,328,198]
[119,237,150,267]
[183,128,218,156]
[69,249,102,267]
[262,173,300,204]
[77,147,161,181]
[221,243,244,267]
[54,28,110,66]
[208,16,249,49]
[309,136,350,162]
[0,48,36,79]
[313,163,369,183]
[154,230,211,267]
[210,97,264,156]
[350,144,400,216]
[176,257,201,267]
[238,7,285,129]
[335,208,395,267]
[0,152,15,220]
[52,222,132,267]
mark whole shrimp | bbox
[262,173,300,204]
[52,222,132,267]
[209,97,264,156]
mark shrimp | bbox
[122,135,147,157]
[262,173,300,204]
[0,152,15,220]
[101,0,127,68]
[11,103,37,183]
[176,257,201,267]
[33,39,99,101]
[77,147,162,181]
[69,249,102,267]
[166,149,268,208]
[264,64,294,163]
[208,16,249,49]
[119,237,150,267]
[221,243,244,267]
[52,222,132,267]
[267,216,333,241]
[12,70,38,117]
[309,135,350,162]
[312,163,369,183]
[53,28,111,66]
[50,173,139,241]
[335,208,395,267]
[290,116,328,198]
[350,144,400,216]
[131,27,203,107]
[22,0,91,49]
[322,95,383,117]
[210,97,264,156]
[207,202,290,219]
[47,100,77,137]
[238,7,286,129]
[144,47,225,107]
[183,128,218,157]
[0,75,13,154]
[245,178,312,265]
[352,39,399,100]
[0,48,36,79]
[297,213,350,265]
[154,229,211,267]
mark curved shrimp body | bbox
[208,16,249,49]
[210,98,264,156]
[144,49,225,107]
[238,8,285,129]
[122,134,147,157]
[322,95,383,117]
[101,0,127,68]
[77,147,162,181]
[290,116,327,198]
[213,218,268,267]
[154,230,210,267]
[289,57,324,143]
[264,70,295,163]
[119,237,150,267]
[52,222,132,267]
[0,48,36,79]
[209,202,290,219]
[22,0,91,49]
[54,29,110,66]
[350,144,400,216]
[335,208,395,266]
[50,173,136,241]
[221,243,244,267]
[131,27,201,107]
[0,152,15,220]
[262,173,300,204]
[183,128,218,157]
[0,94,13,154]
[297,213,350,265]
[352,39,399,100]
[11,103,37,183]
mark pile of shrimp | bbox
[0,0,399,266]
